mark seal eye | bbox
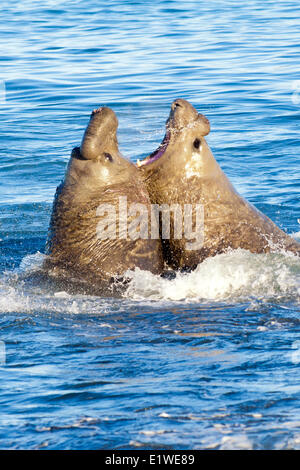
[104,153,113,162]
[193,138,201,150]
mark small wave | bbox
[0,279,116,315]
[0,284,32,313]
[0,249,299,314]
[293,231,300,241]
[18,251,46,272]
[124,249,300,303]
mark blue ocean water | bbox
[0,0,300,450]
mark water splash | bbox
[124,249,300,303]
[1,249,299,315]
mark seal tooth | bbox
[136,159,147,168]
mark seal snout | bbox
[168,99,210,137]
[137,99,210,169]
[80,106,119,161]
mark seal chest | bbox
[184,151,205,179]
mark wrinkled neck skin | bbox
[63,150,139,205]
[139,111,300,269]
[46,155,163,287]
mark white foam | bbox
[139,429,165,436]
[292,231,300,241]
[124,249,300,303]
[0,249,299,314]
[18,252,46,273]
[219,434,253,450]
[0,284,31,313]
[158,412,171,418]
[0,280,112,315]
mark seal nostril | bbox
[172,101,182,111]
[193,138,201,149]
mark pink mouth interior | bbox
[139,131,170,166]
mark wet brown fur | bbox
[139,99,300,270]
[45,107,163,294]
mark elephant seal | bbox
[45,107,163,295]
[137,98,300,270]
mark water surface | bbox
[0,0,300,450]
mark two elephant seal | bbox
[138,98,300,270]
[45,107,163,294]
[45,100,299,294]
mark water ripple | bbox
[0,0,300,450]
